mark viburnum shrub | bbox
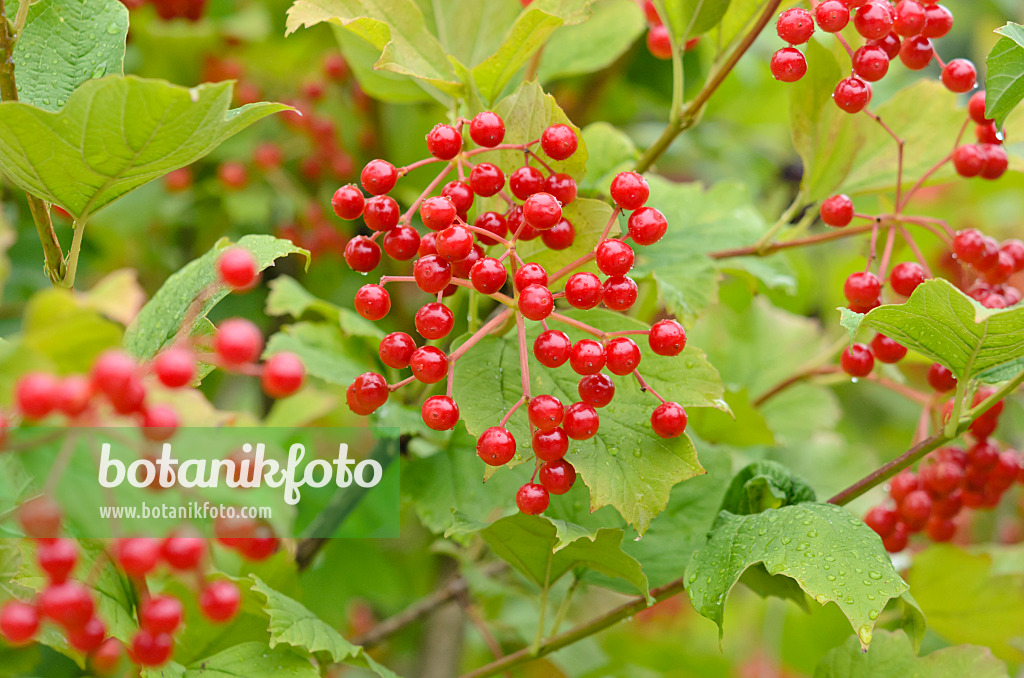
[336,116,690,514]
[1,0,1024,676]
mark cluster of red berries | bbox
[5,249,305,441]
[0,497,246,670]
[163,52,370,259]
[864,392,1021,552]
[118,0,206,21]
[334,112,690,516]
[949,91,1010,182]
[640,1,699,61]
[770,1,973,113]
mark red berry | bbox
[539,459,576,495]
[436,225,474,261]
[215,318,263,364]
[604,275,638,311]
[646,24,672,59]
[360,159,398,195]
[927,363,957,392]
[164,167,192,192]
[413,255,453,294]
[469,111,505,147]
[354,284,391,321]
[979,144,1008,180]
[18,497,61,539]
[610,172,650,210]
[870,334,907,363]
[55,375,92,417]
[890,471,919,502]
[776,8,814,44]
[921,3,952,38]
[864,506,897,536]
[474,212,509,247]
[854,2,893,40]
[469,162,505,197]
[116,537,161,576]
[420,196,457,231]
[154,348,195,389]
[528,395,564,430]
[200,581,240,622]
[605,337,641,375]
[363,195,400,232]
[141,595,183,635]
[953,144,985,178]
[853,45,889,82]
[383,225,421,261]
[844,271,882,307]
[67,616,106,652]
[39,582,94,629]
[426,123,462,160]
[523,192,562,230]
[218,162,248,190]
[649,319,686,356]
[38,538,77,583]
[565,272,603,310]
[821,194,854,227]
[870,32,902,59]
[261,352,305,398]
[421,395,460,431]
[470,257,508,294]
[815,0,850,32]
[770,47,807,82]
[563,402,600,440]
[162,534,206,570]
[882,522,909,552]
[920,460,963,495]
[519,285,554,321]
[514,262,548,291]
[627,207,667,245]
[967,440,999,470]
[953,228,984,265]
[91,350,136,396]
[534,330,572,368]
[91,637,124,674]
[441,181,474,214]
[378,332,417,369]
[516,483,550,514]
[0,601,38,644]
[833,77,872,113]
[898,489,932,530]
[409,346,448,384]
[415,303,455,340]
[841,343,875,377]
[217,248,258,290]
[925,516,955,541]
[570,340,606,375]
[477,427,516,465]
[532,427,569,462]
[542,218,575,250]
[578,373,615,408]
[899,35,933,70]
[596,240,635,276]
[651,401,687,438]
[942,59,976,93]
[130,629,173,666]
[141,404,179,442]
[889,262,926,296]
[344,236,382,272]
[892,0,925,36]
[545,174,577,205]
[540,124,578,160]
[509,166,545,200]
[347,372,389,414]
[1001,239,1024,271]
[15,372,58,419]
[968,91,990,125]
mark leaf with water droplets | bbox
[10,0,127,112]
[842,278,1024,383]
[718,460,816,515]
[685,502,907,650]
[814,629,1010,678]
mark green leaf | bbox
[537,0,646,83]
[471,8,565,103]
[841,80,965,196]
[285,0,462,98]
[22,290,122,374]
[0,77,288,220]
[664,0,731,39]
[453,308,723,534]
[850,278,1024,382]
[264,322,370,386]
[123,235,308,360]
[265,276,384,339]
[250,577,399,676]
[685,502,908,649]
[577,121,639,194]
[840,306,865,340]
[10,0,128,111]
[908,545,1024,662]
[632,177,795,323]
[481,513,649,597]
[985,23,1024,129]
[790,39,864,201]
[814,629,1010,678]
[718,460,816,515]
[687,388,774,447]
[492,80,589,180]
[178,642,321,678]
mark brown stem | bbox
[0,0,66,284]
[634,0,785,172]
[709,223,876,260]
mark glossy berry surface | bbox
[651,401,687,438]
[540,124,578,160]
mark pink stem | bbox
[400,165,453,223]
[449,308,514,363]
[399,157,445,175]
[633,371,666,404]
[899,226,933,277]
[548,312,606,339]
[500,395,528,427]
[389,375,417,392]
[878,224,897,282]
